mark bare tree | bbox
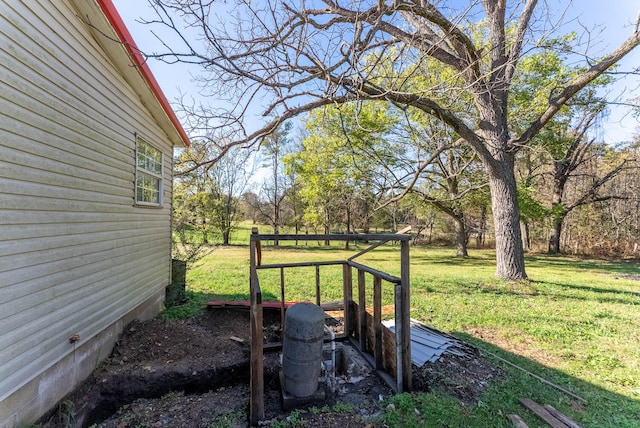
[259,122,293,246]
[545,111,637,253]
[143,0,640,280]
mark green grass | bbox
[166,224,640,427]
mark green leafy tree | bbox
[176,142,252,245]
[289,103,397,246]
[147,1,640,279]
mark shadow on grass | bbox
[408,249,639,274]
[415,277,640,307]
[444,332,640,428]
[532,279,640,302]
[525,254,639,274]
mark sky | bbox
[111,0,640,144]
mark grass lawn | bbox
[168,227,640,427]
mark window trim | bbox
[134,136,164,207]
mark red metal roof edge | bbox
[96,0,190,147]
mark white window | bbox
[135,137,163,206]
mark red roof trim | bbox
[96,0,190,147]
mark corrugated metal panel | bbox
[383,319,476,366]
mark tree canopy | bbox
[146,0,640,279]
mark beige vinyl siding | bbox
[0,0,175,403]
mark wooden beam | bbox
[257,260,344,269]
[373,276,383,370]
[250,233,411,242]
[507,414,529,428]
[519,398,570,428]
[543,405,583,428]
[358,269,367,352]
[400,240,412,392]
[279,267,285,329]
[315,265,321,306]
[348,260,401,284]
[249,229,264,425]
[342,263,353,337]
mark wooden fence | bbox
[249,229,412,425]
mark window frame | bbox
[134,136,164,207]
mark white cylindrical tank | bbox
[281,302,325,397]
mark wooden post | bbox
[394,282,403,392]
[280,267,285,328]
[358,269,367,352]
[373,276,383,370]
[400,239,412,391]
[342,263,353,337]
[249,228,264,425]
[315,265,321,306]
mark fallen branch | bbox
[519,398,569,428]
[482,348,588,404]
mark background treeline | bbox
[167,19,640,263]
[173,103,639,259]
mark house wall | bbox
[0,0,176,425]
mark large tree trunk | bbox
[476,204,487,248]
[548,219,563,254]
[520,221,530,252]
[548,179,566,254]
[488,156,527,280]
[453,216,468,257]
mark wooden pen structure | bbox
[249,229,412,425]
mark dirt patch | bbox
[615,273,640,281]
[412,351,504,405]
[40,309,502,427]
[465,326,560,367]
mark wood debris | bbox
[543,404,583,428]
[519,398,583,428]
[507,414,529,428]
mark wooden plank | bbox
[373,276,383,370]
[400,240,412,392]
[347,336,397,392]
[257,260,344,269]
[394,283,403,391]
[342,264,353,337]
[382,319,397,375]
[207,301,297,310]
[348,260,401,284]
[280,267,286,328]
[250,233,411,242]
[321,300,344,311]
[507,414,529,428]
[249,231,264,425]
[358,269,367,352]
[396,225,412,234]
[315,265,321,306]
[256,240,262,266]
[543,405,583,428]
[519,398,569,428]
[347,239,389,261]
